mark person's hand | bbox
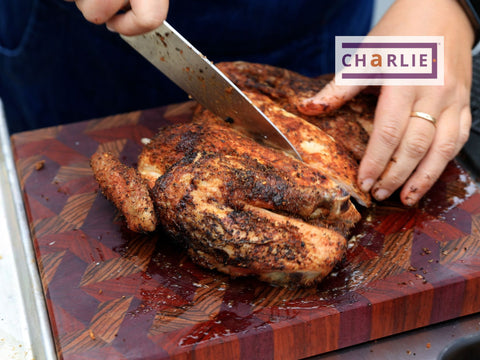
[300,0,474,206]
[65,0,169,35]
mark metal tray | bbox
[0,101,56,360]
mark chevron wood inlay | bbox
[11,103,480,360]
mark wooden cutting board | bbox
[11,102,480,360]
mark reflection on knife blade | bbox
[121,21,302,160]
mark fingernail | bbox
[297,97,329,114]
[360,178,374,192]
[305,96,324,104]
[404,194,418,207]
[373,188,390,201]
[106,25,116,32]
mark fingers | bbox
[297,79,364,115]
[357,86,415,193]
[74,0,126,25]
[73,0,168,35]
[369,114,437,202]
[400,105,471,205]
[359,85,471,206]
[107,0,169,35]
[301,80,469,208]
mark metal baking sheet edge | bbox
[0,103,57,360]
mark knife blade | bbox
[121,21,302,160]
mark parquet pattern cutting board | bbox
[11,102,480,360]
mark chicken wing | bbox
[90,152,157,233]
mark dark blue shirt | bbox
[0,0,373,133]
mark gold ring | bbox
[410,111,437,128]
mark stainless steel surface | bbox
[0,100,57,360]
[121,21,302,160]
[311,313,480,360]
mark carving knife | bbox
[121,21,302,160]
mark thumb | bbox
[297,79,365,116]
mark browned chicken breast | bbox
[90,61,374,287]
[216,61,376,161]
[194,90,371,207]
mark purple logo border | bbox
[340,42,438,79]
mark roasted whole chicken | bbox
[91,61,376,286]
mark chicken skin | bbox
[216,61,376,161]
[193,90,371,207]
[153,151,351,286]
[91,61,374,286]
[90,152,157,233]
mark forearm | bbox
[377,0,474,44]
